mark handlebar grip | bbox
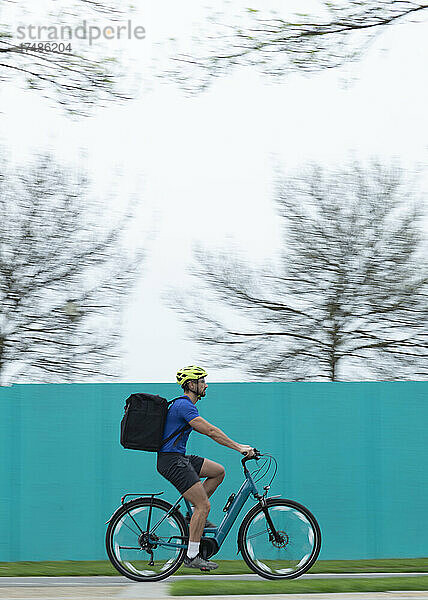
[241,448,261,465]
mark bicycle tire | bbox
[238,497,321,580]
[106,497,188,582]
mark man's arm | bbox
[189,416,253,455]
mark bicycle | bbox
[105,449,321,581]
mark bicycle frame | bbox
[149,466,261,551]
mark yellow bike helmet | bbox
[176,365,208,388]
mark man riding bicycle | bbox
[156,366,255,571]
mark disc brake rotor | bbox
[271,530,289,549]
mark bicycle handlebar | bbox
[241,448,261,467]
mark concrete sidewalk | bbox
[1,575,427,600]
[1,589,428,600]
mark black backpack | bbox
[120,393,190,452]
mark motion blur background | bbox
[1,0,427,566]
[1,0,427,384]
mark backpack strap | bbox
[161,396,192,447]
[166,396,182,408]
[162,423,191,446]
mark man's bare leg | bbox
[183,482,218,569]
[183,481,210,542]
[199,459,225,498]
[182,464,223,570]
[185,460,225,527]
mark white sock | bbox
[187,541,200,559]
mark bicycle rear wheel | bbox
[238,498,321,580]
[106,497,188,581]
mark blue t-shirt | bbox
[159,396,199,454]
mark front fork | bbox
[257,494,284,545]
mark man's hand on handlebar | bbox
[239,445,256,457]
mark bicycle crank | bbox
[200,537,219,559]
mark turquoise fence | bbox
[0,381,427,562]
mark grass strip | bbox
[308,557,428,574]
[170,575,428,596]
[0,558,427,577]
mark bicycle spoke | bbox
[121,519,141,537]
[246,529,269,541]
[127,510,145,535]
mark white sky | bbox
[1,1,428,383]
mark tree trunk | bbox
[0,336,5,384]
[330,358,337,382]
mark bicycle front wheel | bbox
[106,497,188,581]
[238,498,321,580]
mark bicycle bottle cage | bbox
[121,492,164,504]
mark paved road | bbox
[1,574,427,600]
[1,586,428,600]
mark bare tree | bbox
[164,1,428,92]
[0,153,146,384]
[0,0,140,115]
[168,162,428,381]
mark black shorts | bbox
[157,452,205,495]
